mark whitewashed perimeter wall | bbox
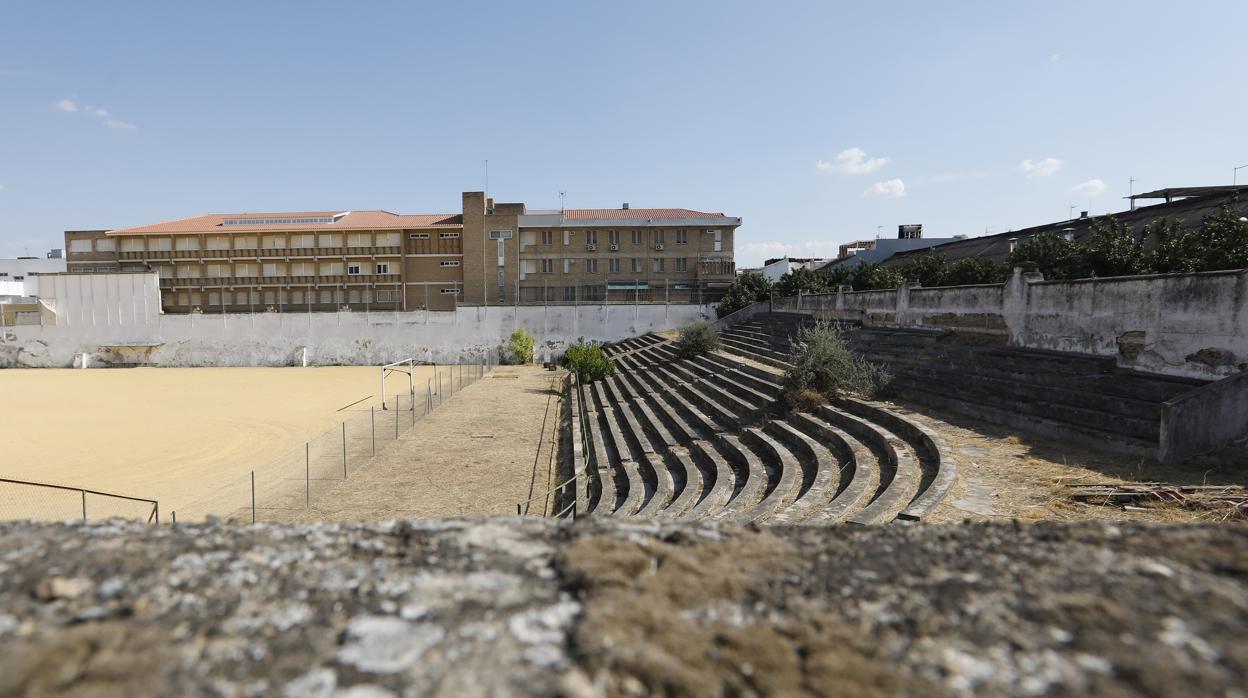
[0,303,714,368]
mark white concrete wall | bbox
[773,268,1248,379]
[0,302,715,368]
[0,257,67,296]
[37,272,162,327]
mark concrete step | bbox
[766,419,841,525]
[740,427,801,523]
[720,340,793,371]
[682,439,738,521]
[836,397,958,522]
[817,404,919,525]
[788,412,877,524]
[660,449,703,519]
[582,396,617,517]
[711,433,768,521]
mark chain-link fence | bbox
[164,354,499,523]
[0,477,159,523]
[0,352,499,526]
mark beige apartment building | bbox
[64,192,739,312]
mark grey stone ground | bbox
[0,518,1245,697]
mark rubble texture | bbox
[0,518,1246,697]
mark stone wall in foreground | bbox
[1,518,1245,697]
[0,303,713,368]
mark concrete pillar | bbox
[1003,263,1044,347]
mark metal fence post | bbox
[341,422,347,478]
[172,510,177,525]
[305,442,310,507]
[371,406,376,456]
[251,471,256,524]
[395,396,399,437]
[81,489,86,522]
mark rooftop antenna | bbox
[1234,164,1248,186]
[559,190,566,214]
[484,159,489,198]
[876,225,882,239]
[1069,205,1075,220]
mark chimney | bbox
[622,203,629,210]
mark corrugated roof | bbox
[562,208,727,220]
[107,210,463,235]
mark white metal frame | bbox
[380,358,416,410]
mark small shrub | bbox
[673,321,720,359]
[562,339,615,383]
[507,328,535,364]
[782,321,891,407]
[785,388,826,412]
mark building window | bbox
[675,230,688,244]
[95,238,116,252]
[563,230,572,245]
[262,262,284,277]
[631,258,642,273]
[440,260,461,268]
[541,259,554,273]
[347,264,361,275]
[564,259,574,274]
[608,230,620,246]
[348,232,372,247]
[290,262,315,276]
[608,258,620,273]
[175,237,201,251]
[439,232,460,239]
[376,263,390,275]
[68,239,93,253]
[290,234,315,249]
[586,230,598,245]
[235,263,256,277]
[176,265,201,278]
[675,258,688,272]
[207,236,232,250]
[150,238,172,251]
[654,230,665,244]
[318,233,342,247]
[541,230,553,245]
[652,258,665,273]
[410,232,430,240]
[233,236,256,249]
[440,287,460,295]
[632,230,643,245]
[586,258,598,273]
[157,266,174,278]
[377,232,400,246]
[120,238,144,252]
[319,261,343,275]
[204,263,228,277]
[261,235,285,249]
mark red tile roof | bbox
[107,211,463,235]
[562,208,728,220]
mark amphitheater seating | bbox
[575,323,959,524]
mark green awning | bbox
[607,282,650,290]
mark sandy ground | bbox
[284,365,564,522]
[0,366,443,522]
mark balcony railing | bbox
[117,245,403,261]
[159,273,402,287]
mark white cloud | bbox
[55,98,78,112]
[817,147,890,175]
[861,178,906,199]
[86,106,109,117]
[1072,178,1107,198]
[1050,52,1062,62]
[103,119,137,131]
[1020,158,1062,177]
[0,183,5,193]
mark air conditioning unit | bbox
[654,243,665,251]
[609,243,619,251]
[586,244,597,251]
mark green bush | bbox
[673,321,720,359]
[506,328,535,364]
[849,262,905,291]
[562,339,615,383]
[716,271,772,318]
[782,321,890,406]
[943,257,1009,285]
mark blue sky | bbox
[1,1,1245,265]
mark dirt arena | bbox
[0,365,442,522]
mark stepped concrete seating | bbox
[787,412,877,524]
[739,428,801,522]
[681,440,737,520]
[816,404,917,525]
[836,397,957,522]
[591,382,647,516]
[709,433,768,521]
[662,448,703,518]
[840,325,1207,458]
[766,419,841,525]
[583,387,618,516]
[599,379,662,515]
